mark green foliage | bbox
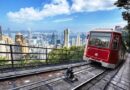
[115,0,130,50]
[122,27,129,48]
[18,54,46,66]
[114,0,128,7]
[27,60,46,66]
[48,49,65,64]
[67,46,84,60]
[48,46,84,64]
[14,59,46,67]
[0,46,84,68]
[0,56,7,60]
[0,56,8,65]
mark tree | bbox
[115,0,130,50]
[48,46,84,64]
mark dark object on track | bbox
[65,67,78,82]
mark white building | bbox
[64,28,70,48]
[72,38,76,46]
[76,33,81,46]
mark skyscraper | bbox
[64,28,70,47]
[27,28,33,46]
[76,33,81,46]
[50,32,56,45]
[72,38,76,46]
[15,32,29,60]
[7,28,12,38]
[15,32,29,52]
[80,33,87,46]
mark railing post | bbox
[10,45,14,71]
[46,48,48,64]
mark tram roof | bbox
[90,28,122,34]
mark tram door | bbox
[110,33,120,64]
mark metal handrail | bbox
[0,44,84,72]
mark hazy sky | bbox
[0,0,127,32]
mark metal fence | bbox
[0,44,84,72]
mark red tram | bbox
[83,29,126,68]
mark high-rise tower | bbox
[28,28,32,46]
[50,32,56,45]
[76,33,81,46]
[64,28,70,47]
[7,28,12,38]
[71,38,76,46]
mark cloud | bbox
[7,0,70,23]
[114,21,127,27]
[7,7,42,22]
[7,0,117,23]
[53,18,73,23]
[71,0,117,12]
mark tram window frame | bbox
[112,35,119,50]
[88,32,111,49]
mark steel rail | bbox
[10,64,94,90]
[72,69,106,90]
[0,62,88,80]
[73,61,125,90]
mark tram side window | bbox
[112,36,119,50]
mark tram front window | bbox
[89,32,111,48]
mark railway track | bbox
[0,62,92,90]
[15,62,123,90]
[0,62,87,80]
[72,69,106,90]
[73,61,124,90]
[10,64,105,90]
[0,61,123,90]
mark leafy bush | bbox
[0,46,84,68]
[0,56,8,65]
[48,46,84,64]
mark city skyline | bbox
[0,0,127,32]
